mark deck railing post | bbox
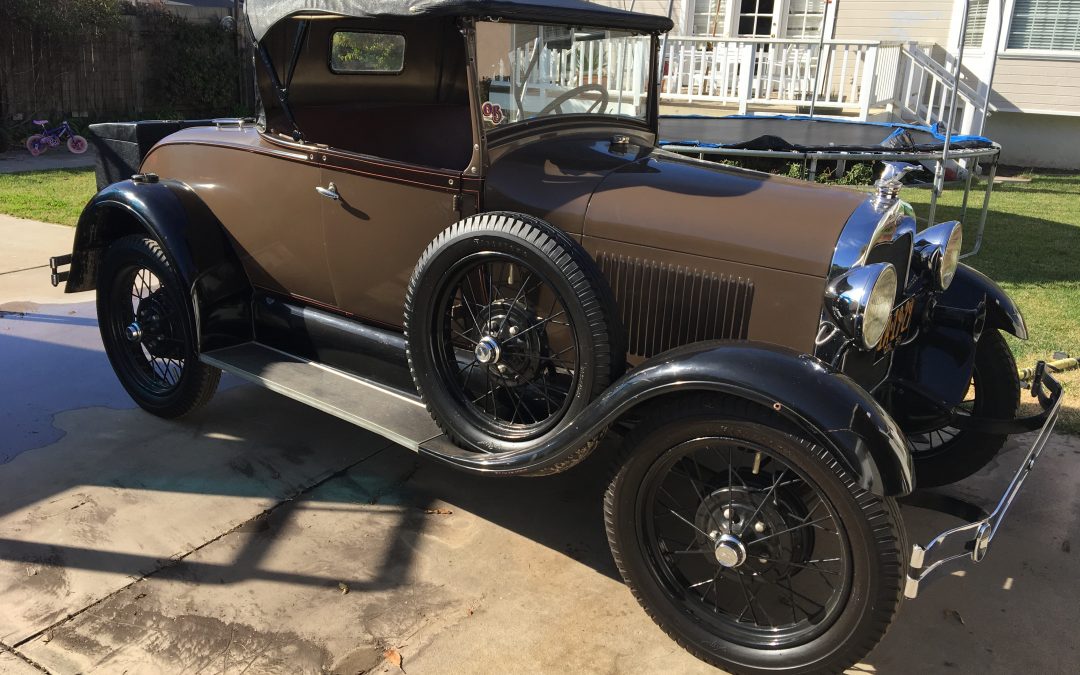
[737,43,754,115]
[859,44,878,120]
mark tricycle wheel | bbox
[97,235,220,418]
[404,212,624,453]
[26,134,45,156]
[605,396,906,675]
[906,329,1020,487]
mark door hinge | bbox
[452,194,462,213]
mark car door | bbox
[318,151,464,327]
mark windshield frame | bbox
[469,18,660,143]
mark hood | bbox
[584,149,869,278]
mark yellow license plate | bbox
[876,297,916,354]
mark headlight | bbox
[825,263,898,350]
[915,221,963,290]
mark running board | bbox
[200,343,444,451]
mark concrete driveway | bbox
[1,215,1078,674]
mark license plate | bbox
[876,297,915,354]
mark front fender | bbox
[889,264,1025,414]
[68,179,251,351]
[421,341,915,496]
[943,264,1027,339]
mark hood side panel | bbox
[484,134,647,236]
[584,151,867,277]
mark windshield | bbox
[475,21,652,130]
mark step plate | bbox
[201,343,443,451]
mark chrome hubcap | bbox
[474,335,501,365]
[126,322,142,343]
[713,533,748,568]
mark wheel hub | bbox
[125,322,142,343]
[713,533,748,568]
[474,335,501,364]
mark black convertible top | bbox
[246,0,674,40]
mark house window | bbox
[738,0,776,36]
[963,0,989,48]
[784,0,826,38]
[1007,0,1080,51]
[692,0,728,35]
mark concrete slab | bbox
[0,148,97,174]
[0,215,76,275]
[0,648,41,674]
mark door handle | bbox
[315,182,340,200]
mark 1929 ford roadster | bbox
[50,1,1062,672]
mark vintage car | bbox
[50,1,1062,672]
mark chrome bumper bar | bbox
[904,363,1063,599]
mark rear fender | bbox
[67,179,252,351]
[421,341,916,496]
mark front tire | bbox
[67,135,88,154]
[906,329,1020,487]
[97,235,220,418]
[605,396,906,675]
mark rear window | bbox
[330,32,406,74]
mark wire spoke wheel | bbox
[96,235,220,419]
[640,437,851,648]
[107,264,187,395]
[405,213,624,454]
[433,252,580,436]
[901,329,1019,486]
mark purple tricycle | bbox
[26,119,88,156]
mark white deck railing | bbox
[503,35,984,136]
[659,37,901,118]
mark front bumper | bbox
[904,362,1063,599]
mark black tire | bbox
[97,235,220,418]
[907,329,1020,487]
[404,212,624,453]
[605,396,906,675]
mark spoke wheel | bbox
[433,252,580,437]
[640,437,852,649]
[405,213,624,454]
[903,329,1019,487]
[97,235,220,418]
[606,397,905,674]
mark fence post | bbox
[859,44,878,120]
[737,43,754,115]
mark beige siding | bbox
[985,111,1080,169]
[832,1,952,44]
[593,1,686,32]
[990,57,1080,114]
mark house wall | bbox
[985,111,1080,169]
[989,57,1080,114]
[594,1,687,33]
[831,1,953,44]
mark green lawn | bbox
[0,166,1076,430]
[0,168,97,226]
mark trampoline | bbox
[658,114,1002,258]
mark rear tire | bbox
[26,134,44,156]
[97,235,220,418]
[605,396,906,674]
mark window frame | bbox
[328,29,408,75]
[1001,0,1080,59]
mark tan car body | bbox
[143,123,865,358]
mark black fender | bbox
[942,264,1027,339]
[889,263,1025,416]
[420,341,915,496]
[67,179,252,351]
